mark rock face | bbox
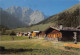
[5,6,45,25]
[0,8,25,29]
[0,6,45,29]
[29,10,44,25]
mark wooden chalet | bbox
[31,31,39,37]
[44,26,62,41]
[16,32,28,36]
[59,27,80,41]
[38,31,46,37]
[76,25,80,41]
[44,25,80,41]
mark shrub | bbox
[10,31,16,36]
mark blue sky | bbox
[0,0,80,16]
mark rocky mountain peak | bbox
[0,6,46,29]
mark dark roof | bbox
[44,26,59,32]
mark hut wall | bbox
[61,31,74,41]
[38,31,45,37]
[47,33,62,38]
[32,32,36,37]
[47,30,62,38]
[77,32,80,42]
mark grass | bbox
[7,23,55,32]
[0,35,37,41]
[0,35,80,55]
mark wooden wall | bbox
[47,30,62,38]
[32,32,36,37]
[77,32,80,42]
[39,31,46,37]
[61,31,74,41]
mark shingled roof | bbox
[60,27,80,31]
[50,26,80,32]
[76,25,80,29]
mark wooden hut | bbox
[59,27,80,41]
[44,25,80,41]
[44,26,62,41]
[76,25,80,41]
[31,31,39,37]
[38,31,46,37]
[19,32,22,36]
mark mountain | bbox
[5,6,45,25]
[39,3,80,27]
[29,10,44,25]
[0,8,25,29]
[7,3,80,32]
[0,6,46,29]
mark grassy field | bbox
[7,23,55,32]
[0,35,37,41]
[0,35,80,55]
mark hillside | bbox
[9,3,80,32]
[40,3,80,27]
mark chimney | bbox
[59,24,63,29]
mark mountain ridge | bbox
[6,3,80,32]
[5,6,45,25]
[0,6,46,29]
[38,3,80,27]
[0,8,25,29]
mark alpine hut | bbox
[44,25,80,41]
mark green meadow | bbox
[0,35,80,55]
[7,23,55,32]
[0,35,37,41]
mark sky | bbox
[0,0,80,16]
